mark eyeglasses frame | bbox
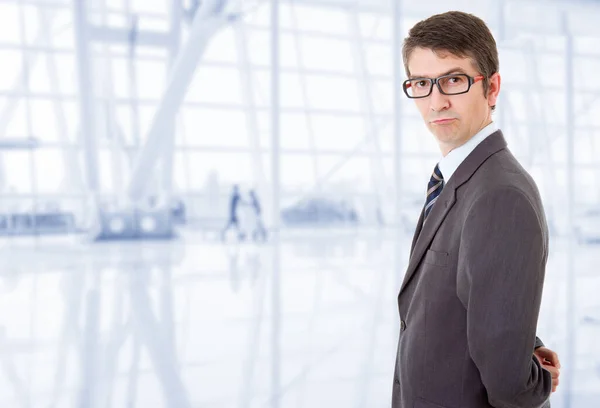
[402,73,485,99]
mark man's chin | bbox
[430,128,457,143]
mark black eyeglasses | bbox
[403,74,485,99]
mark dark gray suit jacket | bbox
[392,131,552,408]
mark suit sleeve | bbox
[535,336,545,350]
[456,187,552,408]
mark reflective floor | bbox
[0,229,598,407]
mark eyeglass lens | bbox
[405,74,470,98]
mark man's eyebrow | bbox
[408,67,468,79]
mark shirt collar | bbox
[438,121,498,183]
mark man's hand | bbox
[534,347,561,393]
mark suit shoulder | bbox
[463,148,549,235]
[475,148,541,200]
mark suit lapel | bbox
[398,130,509,296]
[400,188,456,294]
[409,205,425,258]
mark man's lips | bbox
[431,118,456,124]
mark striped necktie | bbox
[424,164,444,220]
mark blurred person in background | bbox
[248,189,267,242]
[221,184,245,241]
[392,11,560,408]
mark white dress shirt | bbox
[438,121,498,183]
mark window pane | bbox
[138,104,158,140]
[281,113,311,150]
[0,4,21,43]
[3,98,29,138]
[319,155,372,193]
[181,107,249,148]
[188,66,243,104]
[300,37,354,74]
[281,72,305,109]
[135,59,167,100]
[281,154,316,188]
[579,58,600,91]
[305,75,360,112]
[292,5,350,35]
[115,103,136,145]
[2,152,32,194]
[204,28,238,64]
[0,50,23,91]
[498,48,527,85]
[173,151,189,191]
[131,0,169,16]
[244,30,297,68]
[54,54,77,95]
[98,149,131,193]
[574,168,599,203]
[61,100,78,143]
[29,52,52,94]
[312,114,365,151]
[33,148,66,193]
[52,9,75,49]
[30,99,59,142]
[370,79,393,114]
[537,54,564,87]
[365,44,392,77]
[359,14,392,40]
[186,152,254,187]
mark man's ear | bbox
[486,72,501,107]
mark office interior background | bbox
[0,0,599,406]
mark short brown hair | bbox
[402,11,499,110]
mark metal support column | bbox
[160,0,183,205]
[269,0,281,407]
[392,0,404,290]
[233,21,268,203]
[289,5,321,185]
[40,8,85,193]
[73,0,100,194]
[126,8,225,202]
[350,11,388,226]
[563,15,575,408]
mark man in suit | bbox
[392,11,561,408]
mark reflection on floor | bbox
[0,229,598,407]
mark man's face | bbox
[406,47,500,156]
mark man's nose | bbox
[429,84,450,111]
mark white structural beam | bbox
[392,0,404,289]
[563,14,576,408]
[350,11,387,225]
[233,22,269,201]
[270,0,281,234]
[159,0,184,202]
[269,0,282,406]
[73,0,100,193]
[126,13,142,161]
[289,4,321,186]
[126,7,228,202]
[40,7,86,193]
